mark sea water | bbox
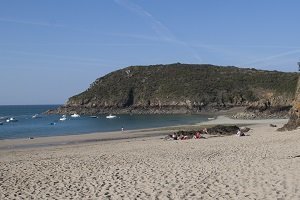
[0,105,211,140]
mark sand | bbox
[1,117,300,199]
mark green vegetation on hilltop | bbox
[65,63,298,113]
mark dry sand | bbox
[1,117,300,199]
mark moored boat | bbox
[6,117,18,122]
[71,113,80,118]
[32,114,41,119]
[106,114,117,119]
[59,115,67,121]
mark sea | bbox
[0,105,212,140]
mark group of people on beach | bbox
[170,133,187,140]
[168,127,245,141]
[169,128,208,140]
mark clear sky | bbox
[1,0,300,105]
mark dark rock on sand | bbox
[171,125,240,138]
[206,125,240,135]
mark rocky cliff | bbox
[278,75,300,131]
[48,64,298,115]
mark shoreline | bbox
[0,115,288,150]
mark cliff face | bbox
[278,76,300,131]
[49,64,298,115]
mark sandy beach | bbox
[1,116,300,199]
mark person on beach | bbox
[172,133,178,140]
[194,131,201,139]
[236,129,245,136]
[179,134,188,140]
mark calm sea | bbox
[0,105,211,140]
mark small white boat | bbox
[208,117,215,120]
[106,114,117,119]
[6,117,18,122]
[32,114,40,118]
[71,113,80,118]
[59,115,67,121]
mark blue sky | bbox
[1,0,300,105]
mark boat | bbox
[106,114,117,119]
[71,113,80,118]
[208,117,215,120]
[59,115,67,121]
[32,114,41,118]
[89,116,98,118]
[6,117,18,122]
[50,122,56,125]
[59,117,66,121]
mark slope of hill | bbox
[49,63,298,115]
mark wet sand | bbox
[1,117,300,199]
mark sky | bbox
[1,0,300,105]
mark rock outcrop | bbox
[47,64,298,115]
[278,75,300,131]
